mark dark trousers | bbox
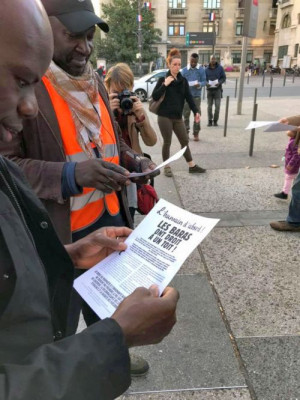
[158,116,193,163]
[207,89,222,123]
[183,96,201,135]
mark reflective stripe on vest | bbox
[42,76,120,233]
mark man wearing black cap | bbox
[0,0,156,376]
[0,0,179,398]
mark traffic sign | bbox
[186,32,216,46]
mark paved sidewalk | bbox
[120,96,300,400]
[78,96,300,400]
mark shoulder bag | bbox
[149,92,165,115]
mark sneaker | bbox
[189,164,206,174]
[164,166,172,177]
[193,135,199,141]
[214,121,218,126]
[270,221,300,232]
[274,192,288,199]
[207,121,212,127]
[130,354,149,377]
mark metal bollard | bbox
[283,73,286,87]
[247,73,250,84]
[223,96,230,137]
[202,85,206,101]
[249,103,258,156]
[253,87,257,107]
[293,73,295,84]
[235,78,238,98]
[262,73,265,87]
[269,76,273,97]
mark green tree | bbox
[96,0,161,64]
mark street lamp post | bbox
[137,0,143,77]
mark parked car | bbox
[133,69,168,102]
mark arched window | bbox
[282,13,291,29]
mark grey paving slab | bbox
[200,226,300,337]
[196,210,288,227]
[128,275,246,394]
[181,151,284,171]
[237,336,300,400]
[119,388,251,400]
[174,168,288,213]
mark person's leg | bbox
[183,101,191,134]
[271,171,300,230]
[287,172,300,225]
[173,119,206,173]
[193,97,201,139]
[207,92,213,125]
[283,173,296,195]
[213,91,222,124]
[158,116,173,161]
[172,119,193,162]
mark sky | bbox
[92,0,100,15]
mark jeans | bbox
[287,171,300,226]
[183,96,201,135]
[207,89,222,123]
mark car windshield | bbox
[137,70,165,81]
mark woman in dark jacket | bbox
[152,48,206,177]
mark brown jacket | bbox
[127,113,157,154]
[0,78,133,244]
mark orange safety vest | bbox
[42,76,120,233]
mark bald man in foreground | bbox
[0,1,179,399]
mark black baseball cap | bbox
[41,0,109,33]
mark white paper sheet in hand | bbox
[245,121,298,132]
[128,146,187,178]
[74,199,219,319]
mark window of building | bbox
[238,0,245,8]
[281,13,291,29]
[294,44,299,58]
[246,51,253,63]
[298,13,300,25]
[278,45,288,59]
[168,0,186,8]
[269,22,276,35]
[203,0,220,8]
[263,51,272,63]
[203,22,219,35]
[236,21,243,36]
[198,51,220,65]
[168,22,185,36]
[231,51,241,63]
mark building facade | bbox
[99,0,277,69]
[272,0,300,69]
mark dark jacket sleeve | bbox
[0,319,130,400]
[152,77,166,100]
[218,66,226,85]
[184,79,199,114]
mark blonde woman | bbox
[105,63,157,219]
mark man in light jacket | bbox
[181,53,206,141]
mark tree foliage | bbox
[96,0,161,64]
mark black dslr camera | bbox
[117,90,136,115]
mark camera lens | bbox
[120,97,133,114]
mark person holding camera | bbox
[105,63,157,221]
[0,0,159,377]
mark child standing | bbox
[274,130,300,199]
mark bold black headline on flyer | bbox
[147,206,206,252]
